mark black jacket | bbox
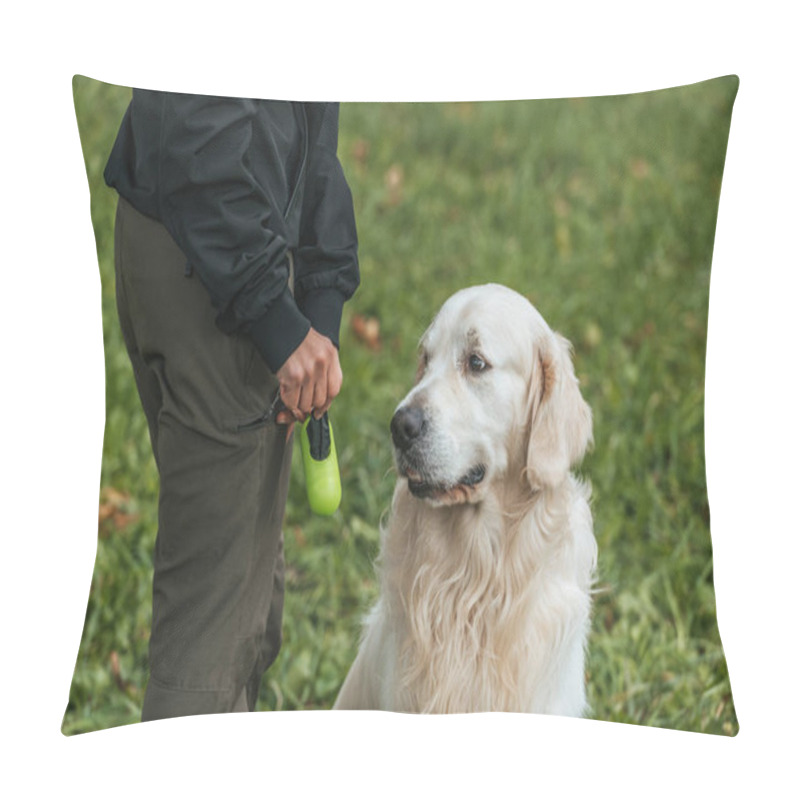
[104,90,359,372]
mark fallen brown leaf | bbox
[384,164,404,206]
[100,486,130,506]
[351,138,369,167]
[351,314,382,350]
[110,651,137,696]
[630,157,651,179]
[110,650,121,679]
[98,502,116,525]
[98,486,138,534]
[111,511,140,530]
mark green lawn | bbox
[62,75,738,736]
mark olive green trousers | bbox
[114,197,293,721]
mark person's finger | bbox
[297,378,315,417]
[276,410,294,426]
[317,356,342,416]
[311,374,329,419]
[280,382,300,416]
[319,373,339,416]
[328,356,343,399]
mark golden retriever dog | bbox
[334,284,596,715]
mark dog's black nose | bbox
[391,406,425,450]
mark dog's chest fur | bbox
[379,482,591,714]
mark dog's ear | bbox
[525,332,592,490]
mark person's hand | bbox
[275,328,342,436]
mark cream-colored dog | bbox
[334,284,596,715]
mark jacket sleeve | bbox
[293,103,360,348]
[148,90,311,372]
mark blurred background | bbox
[63,75,738,735]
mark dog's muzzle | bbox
[390,406,426,451]
[391,406,486,502]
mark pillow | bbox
[63,74,738,735]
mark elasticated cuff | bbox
[299,288,346,348]
[249,288,311,373]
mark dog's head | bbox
[391,284,592,505]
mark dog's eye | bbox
[415,352,429,383]
[468,354,489,373]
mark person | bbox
[104,89,359,721]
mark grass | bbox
[62,75,739,736]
